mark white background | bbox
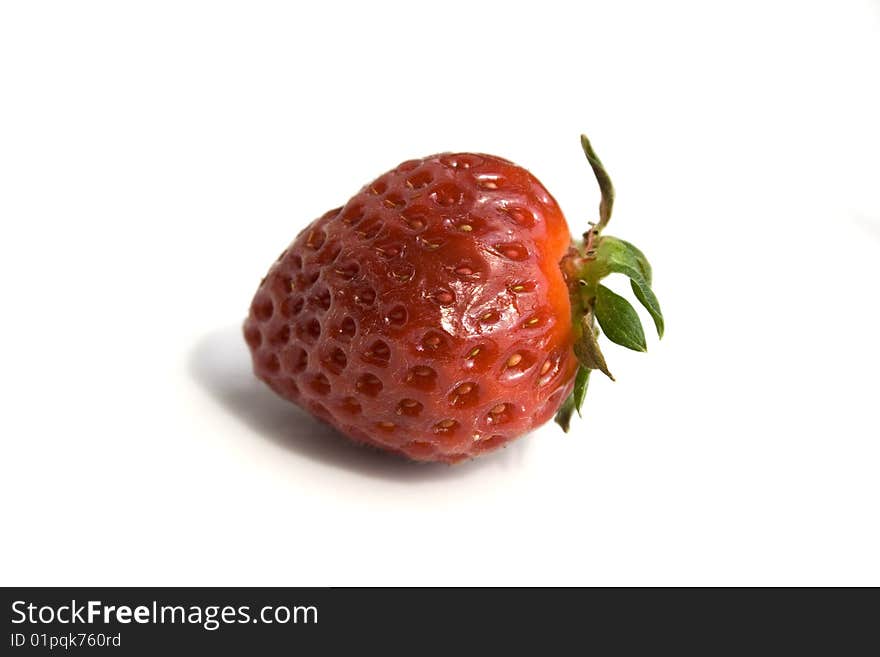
[1,1,878,586]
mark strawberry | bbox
[244,135,663,463]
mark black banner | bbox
[1,587,875,653]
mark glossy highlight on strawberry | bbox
[244,137,663,463]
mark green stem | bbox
[580,134,615,231]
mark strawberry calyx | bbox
[555,135,665,432]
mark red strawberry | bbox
[244,136,663,463]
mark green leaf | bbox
[580,134,615,230]
[613,237,653,285]
[630,278,664,339]
[554,394,576,433]
[573,367,591,418]
[554,367,591,432]
[594,235,651,284]
[591,235,664,339]
[595,285,647,352]
[573,313,614,380]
